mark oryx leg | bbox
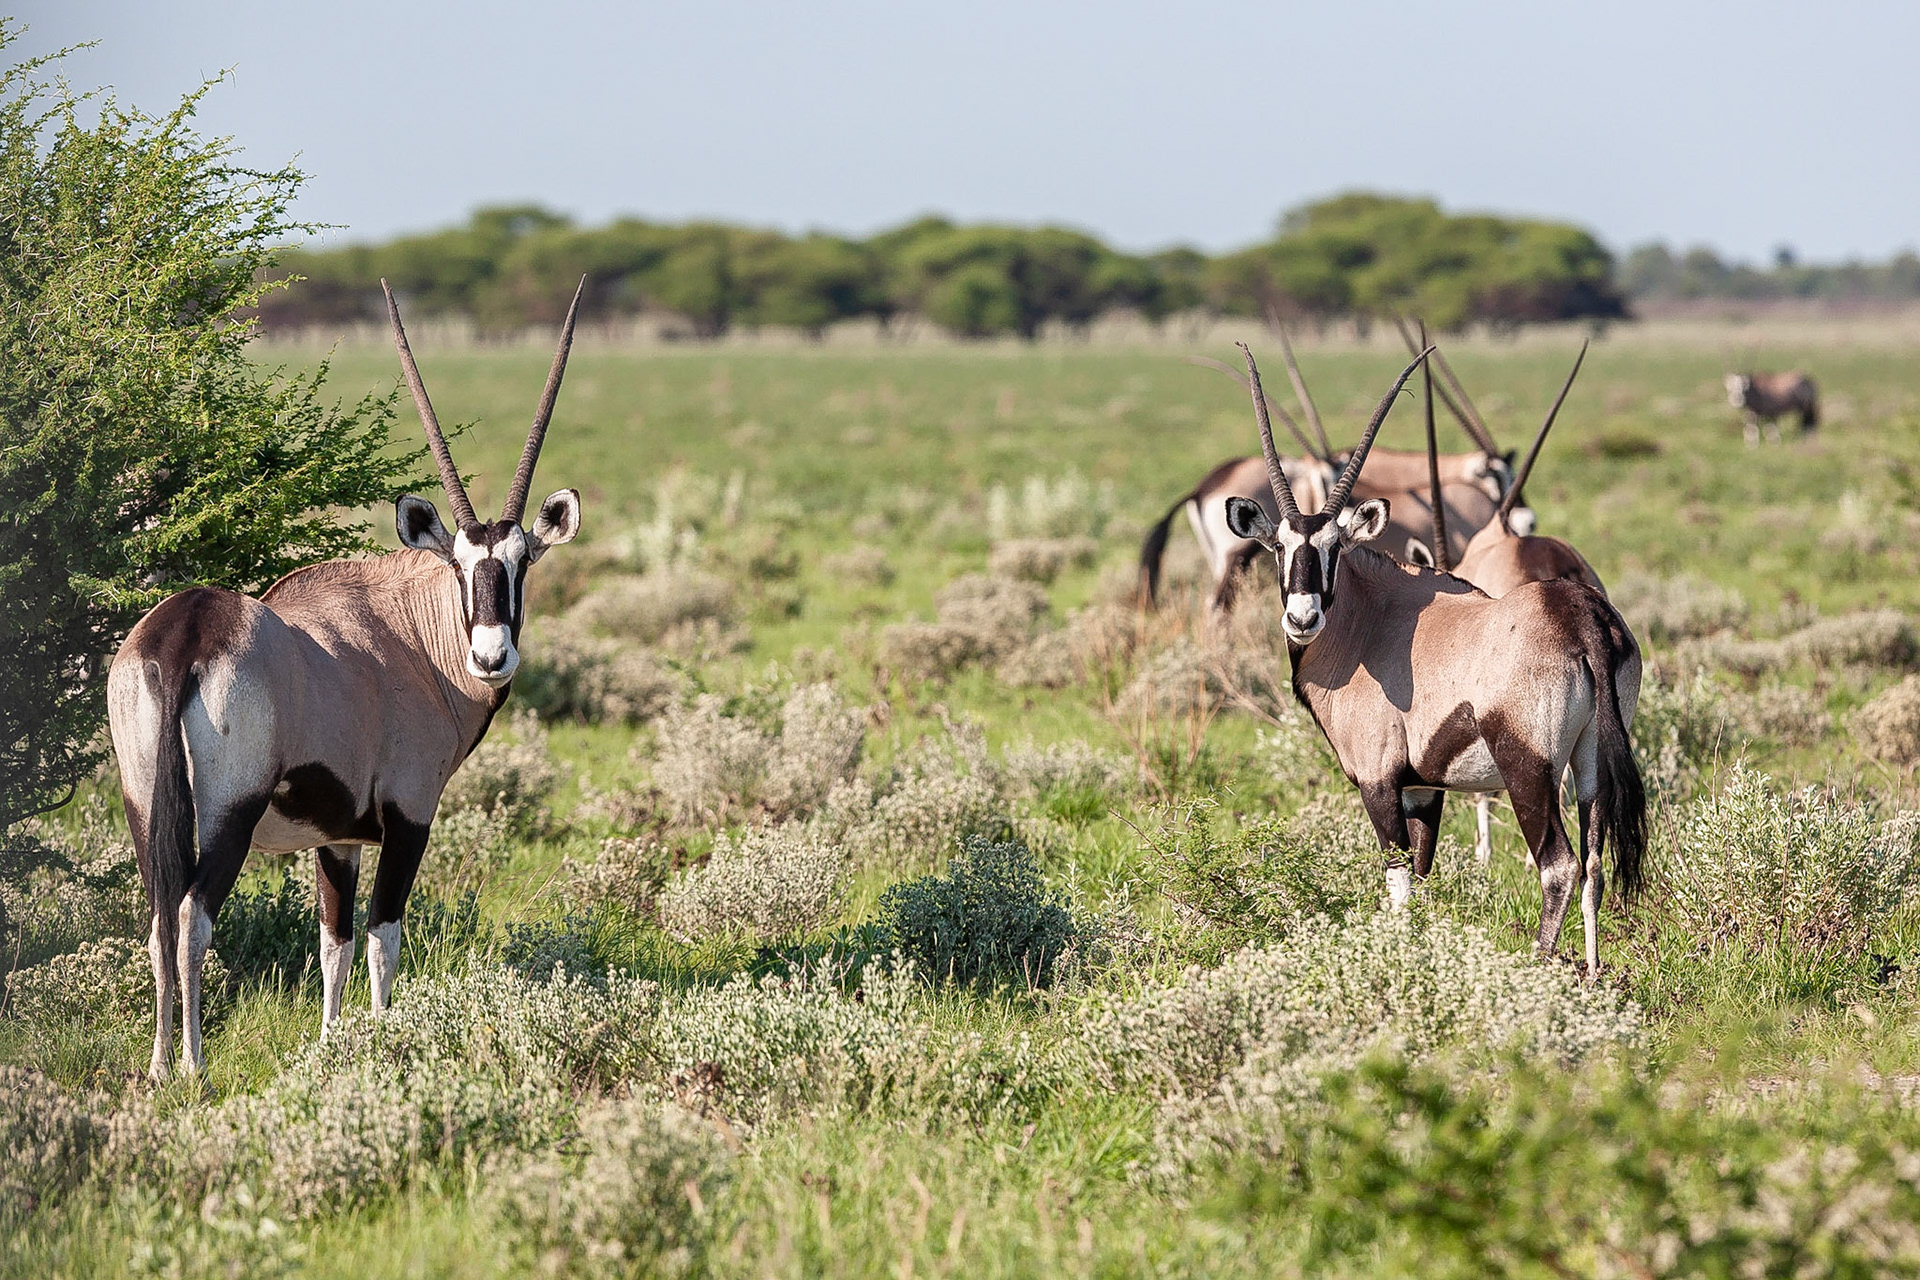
[366,806,431,1014]
[1357,779,1415,909]
[1493,743,1581,958]
[146,912,177,1082]
[177,795,269,1075]
[1404,787,1446,879]
[1571,724,1605,978]
[1743,416,1760,447]
[315,844,362,1031]
[1474,794,1494,867]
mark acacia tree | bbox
[0,31,424,828]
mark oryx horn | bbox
[1420,320,1450,572]
[1394,315,1499,457]
[384,278,478,532]
[1273,316,1334,461]
[1324,347,1435,515]
[1497,339,1589,526]
[1236,342,1302,519]
[502,275,587,525]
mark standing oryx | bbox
[1417,341,1617,866]
[1726,370,1818,445]
[1138,324,1520,612]
[108,279,588,1080]
[1222,343,1645,974]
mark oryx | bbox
[1138,324,1520,611]
[1416,341,1616,866]
[1222,344,1645,975]
[1726,370,1818,445]
[108,278,588,1080]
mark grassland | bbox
[10,319,1920,1277]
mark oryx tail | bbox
[1590,641,1647,901]
[138,659,196,969]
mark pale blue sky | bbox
[14,1,1919,262]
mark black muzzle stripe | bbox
[470,559,511,629]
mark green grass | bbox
[11,322,1920,1276]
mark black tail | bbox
[141,660,197,967]
[1589,647,1646,902]
[1802,398,1819,431]
[1136,496,1186,610]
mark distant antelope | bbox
[1417,342,1617,865]
[1726,370,1818,445]
[1222,344,1645,974]
[108,279,587,1080]
[1138,325,1519,611]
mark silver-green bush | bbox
[658,826,845,943]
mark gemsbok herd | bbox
[108,283,1802,1080]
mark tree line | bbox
[1621,242,1920,305]
[258,192,1629,338]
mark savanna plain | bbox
[14,319,1920,1277]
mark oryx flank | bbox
[1223,343,1646,975]
[1726,370,1818,445]
[1138,324,1520,612]
[108,278,588,1080]
[1418,341,1617,867]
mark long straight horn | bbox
[1394,315,1500,457]
[1421,322,1451,571]
[383,278,478,531]
[502,275,587,524]
[1273,317,1334,461]
[1236,342,1302,519]
[1325,347,1435,514]
[1498,338,1588,526]
[1185,355,1324,462]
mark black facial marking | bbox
[271,763,383,844]
[469,558,511,628]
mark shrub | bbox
[651,683,864,826]
[1631,672,1737,800]
[1076,911,1640,1170]
[5,937,228,1032]
[1612,571,1749,644]
[1851,675,1920,767]
[1661,764,1920,984]
[0,1067,103,1222]
[1,813,144,965]
[658,826,846,943]
[878,837,1077,989]
[439,708,562,827]
[1000,738,1132,821]
[569,571,745,656]
[822,544,896,587]
[516,617,684,725]
[214,866,317,989]
[986,471,1116,541]
[1721,683,1831,745]
[1148,803,1375,951]
[564,837,675,916]
[879,574,1049,680]
[1781,610,1915,669]
[988,536,1098,585]
[494,1098,730,1278]
[814,718,1012,867]
[417,802,521,899]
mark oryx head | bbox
[1224,343,1431,646]
[1724,373,1752,409]
[384,278,586,687]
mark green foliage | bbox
[877,836,1076,988]
[0,32,423,826]
[1219,1056,1920,1278]
[1623,239,1920,304]
[212,868,315,991]
[1148,802,1374,952]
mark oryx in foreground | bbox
[1417,341,1616,866]
[1138,324,1520,612]
[108,279,587,1080]
[1726,370,1818,444]
[1223,344,1645,974]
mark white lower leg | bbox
[148,916,175,1082]
[320,927,356,1031]
[175,896,213,1074]
[367,920,402,1013]
[1582,859,1602,977]
[1385,866,1414,910]
[1475,796,1493,867]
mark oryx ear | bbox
[1507,505,1537,537]
[397,495,456,561]
[1339,498,1390,546]
[1406,539,1435,569]
[1224,496,1279,545]
[526,488,581,562]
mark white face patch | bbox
[451,528,529,685]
